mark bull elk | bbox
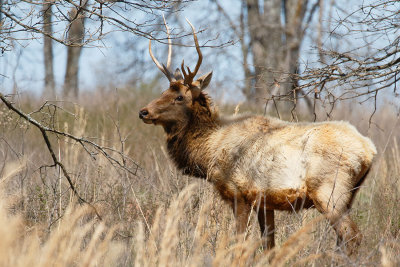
[139,19,377,254]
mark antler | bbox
[181,18,203,86]
[149,14,174,81]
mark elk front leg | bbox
[232,199,251,235]
[257,208,275,249]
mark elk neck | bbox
[165,96,219,179]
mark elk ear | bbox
[190,71,212,99]
[174,68,183,80]
[197,71,212,90]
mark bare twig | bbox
[0,93,142,219]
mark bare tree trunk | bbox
[246,0,282,105]
[240,2,254,99]
[245,0,308,116]
[42,0,55,98]
[63,2,87,99]
[284,0,308,107]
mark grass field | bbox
[0,87,399,266]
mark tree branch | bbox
[0,93,142,219]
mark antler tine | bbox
[181,60,187,77]
[149,40,164,74]
[163,14,172,70]
[186,18,202,77]
[149,15,176,82]
[182,18,203,85]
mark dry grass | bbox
[0,87,399,266]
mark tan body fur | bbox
[208,115,375,210]
[139,22,377,254]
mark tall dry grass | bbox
[0,87,399,266]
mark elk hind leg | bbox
[257,208,275,250]
[313,181,362,254]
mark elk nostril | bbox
[139,109,149,118]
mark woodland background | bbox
[0,0,399,266]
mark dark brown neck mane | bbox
[166,93,219,178]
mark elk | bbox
[139,19,377,254]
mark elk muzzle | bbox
[139,108,154,124]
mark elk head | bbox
[139,19,213,132]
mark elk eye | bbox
[175,95,184,101]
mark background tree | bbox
[63,1,88,98]
[209,0,318,116]
[297,0,400,122]
[0,0,184,98]
[1,0,398,113]
[42,0,55,98]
